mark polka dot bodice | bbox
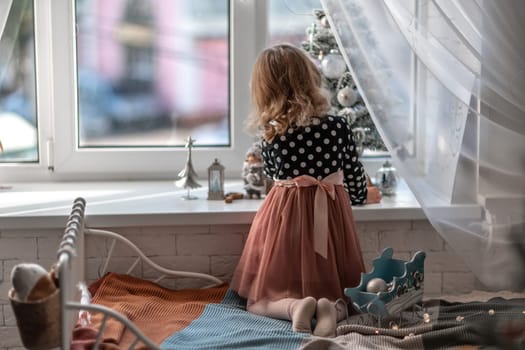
[262,115,368,204]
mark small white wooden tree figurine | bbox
[175,136,201,199]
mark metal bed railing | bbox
[85,228,223,286]
[56,197,223,350]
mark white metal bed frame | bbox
[56,197,223,350]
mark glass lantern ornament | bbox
[208,158,225,200]
[375,160,398,196]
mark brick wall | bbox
[0,219,483,349]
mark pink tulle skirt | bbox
[231,176,365,303]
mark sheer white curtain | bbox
[0,0,21,79]
[321,0,525,290]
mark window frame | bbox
[0,0,267,181]
[0,0,391,183]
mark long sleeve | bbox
[261,139,276,179]
[342,121,368,205]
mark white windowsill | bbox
[0,179,425,230]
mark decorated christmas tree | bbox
[301,9,387,154]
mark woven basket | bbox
[8,288,61,350]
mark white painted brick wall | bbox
[0,219,488,349]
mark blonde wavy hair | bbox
[245,44,331,142]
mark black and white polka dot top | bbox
[261,115,368,205]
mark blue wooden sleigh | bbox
[345,247,426,317]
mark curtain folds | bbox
[0,0,26,83]
[321,0,525,290]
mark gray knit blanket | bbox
[301,297,525,350]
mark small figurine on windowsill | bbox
[242,142,271,199]
[242,152,266,199]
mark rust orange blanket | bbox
[72,272,228,349]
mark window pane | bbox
[268,0,321,46]
[0,0,38,162]
[76,0,229,147]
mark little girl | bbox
[231,44,381,337]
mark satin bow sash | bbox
[274,170,344,259]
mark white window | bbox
[268,0,322,45]
[0,0,265,181]
[0,0,385,182]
